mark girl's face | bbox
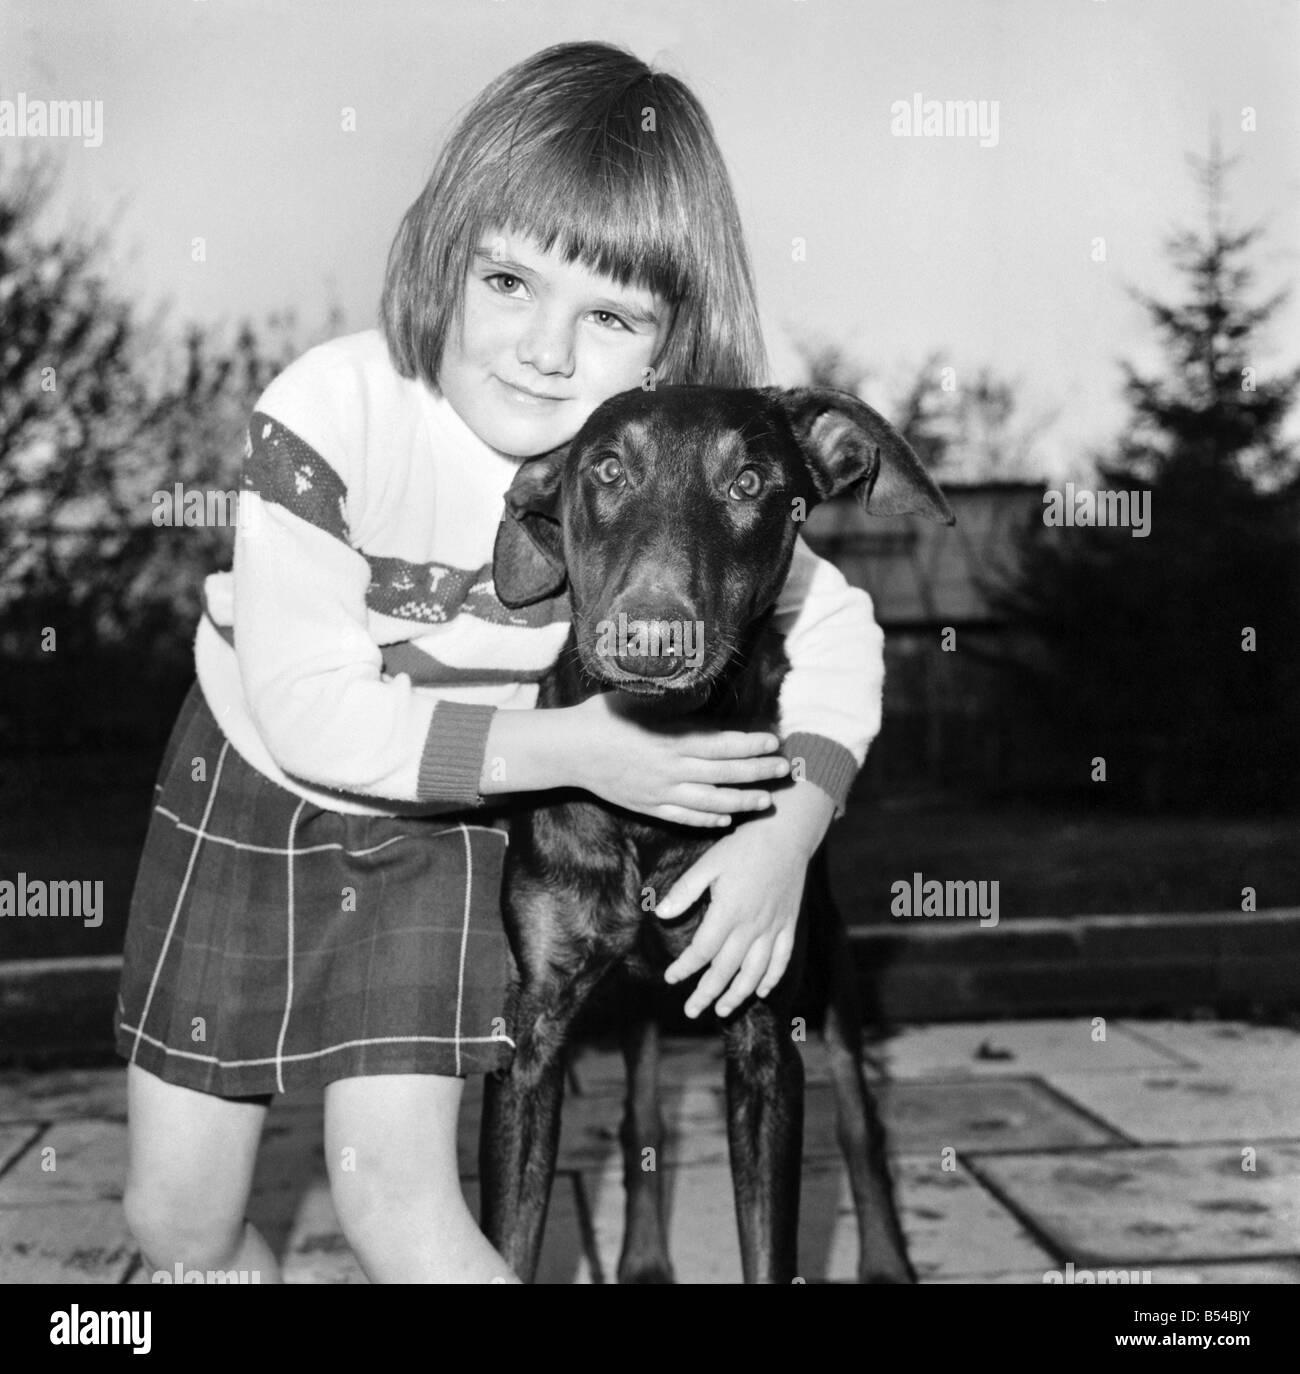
[437,228,671,458]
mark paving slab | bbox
[1047,1069,1300,1144]
[280,1180,367,1284]
[1146,1260,1300,1283]
[871,1019,1188,1080]
[876,1078,1123,1154]
[0,1201,136,1283]
[969,1142,1300,1264]
[585,1159,743,1283]
[0,1067,126,1122]
[0,1122,40,1173]
[1117,1020,1300,1075]
[807,1155,1056,1281]
[523,1084,731,1171]
[1,1022,1295,1285]
[0,1119,126,1205]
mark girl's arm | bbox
[768,532,884,821]
[655,534,883,1015]
[232,476,783,822]
[232,466,488,807]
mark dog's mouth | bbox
[570,620,734,702]
[592,668,699,696]
[579,654,720,696]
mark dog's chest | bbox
[503,624,790,981]
[514,799,728,977]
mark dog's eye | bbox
[729,467,764,500]
[592,456,625,486]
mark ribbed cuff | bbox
[780,731,860,819]
[416,702,499,807]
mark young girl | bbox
[116,41,886,1284]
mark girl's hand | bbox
[654,781,836,1017]
[562,692,789,828]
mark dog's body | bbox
[481,385,953,1283]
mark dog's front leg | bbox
[617,995,674,1284]
[479,989,573,1282]
[721,1000,804,1283]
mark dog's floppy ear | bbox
[767,387,955,524]
[492,453,567,607]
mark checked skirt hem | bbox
[114,683,516,1097]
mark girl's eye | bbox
[591,310,629,331]
[729,467,764,500]
[593,456,625,485]
[486,273,525,295]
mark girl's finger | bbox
[714,938,774,1019]
[689,755,790,786]
[653,805,734,829]
[755,926,796,999]
[686,730,781,759]
[664,908,733,984]
[655,854,718,921]
[673,783,773,816]
[683,936,749,1019]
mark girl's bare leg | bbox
[325,1073,519,1284]
[122,1064,282,1282]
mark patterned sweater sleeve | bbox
[231,375,495,808]
[768,534,886,819]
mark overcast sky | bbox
[4,0,1298,479]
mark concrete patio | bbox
[1,1016,1298,1284]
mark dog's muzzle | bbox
[588,602,707,687]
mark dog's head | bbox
[493,385,954,695]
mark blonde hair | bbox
[381,41,767,389]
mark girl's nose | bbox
[516,310,575,378]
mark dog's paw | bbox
[617,1257,676,1285]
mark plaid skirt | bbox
[115,682,516,1098]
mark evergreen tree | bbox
[989,147,1300,810]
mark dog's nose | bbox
[616,623,688,678]
[600,606,702,680]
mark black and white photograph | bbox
[0,0,1297,1332]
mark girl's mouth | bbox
[496,376,567,405]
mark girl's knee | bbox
[123,1066,266,1268]
[122,1179,245,1270]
